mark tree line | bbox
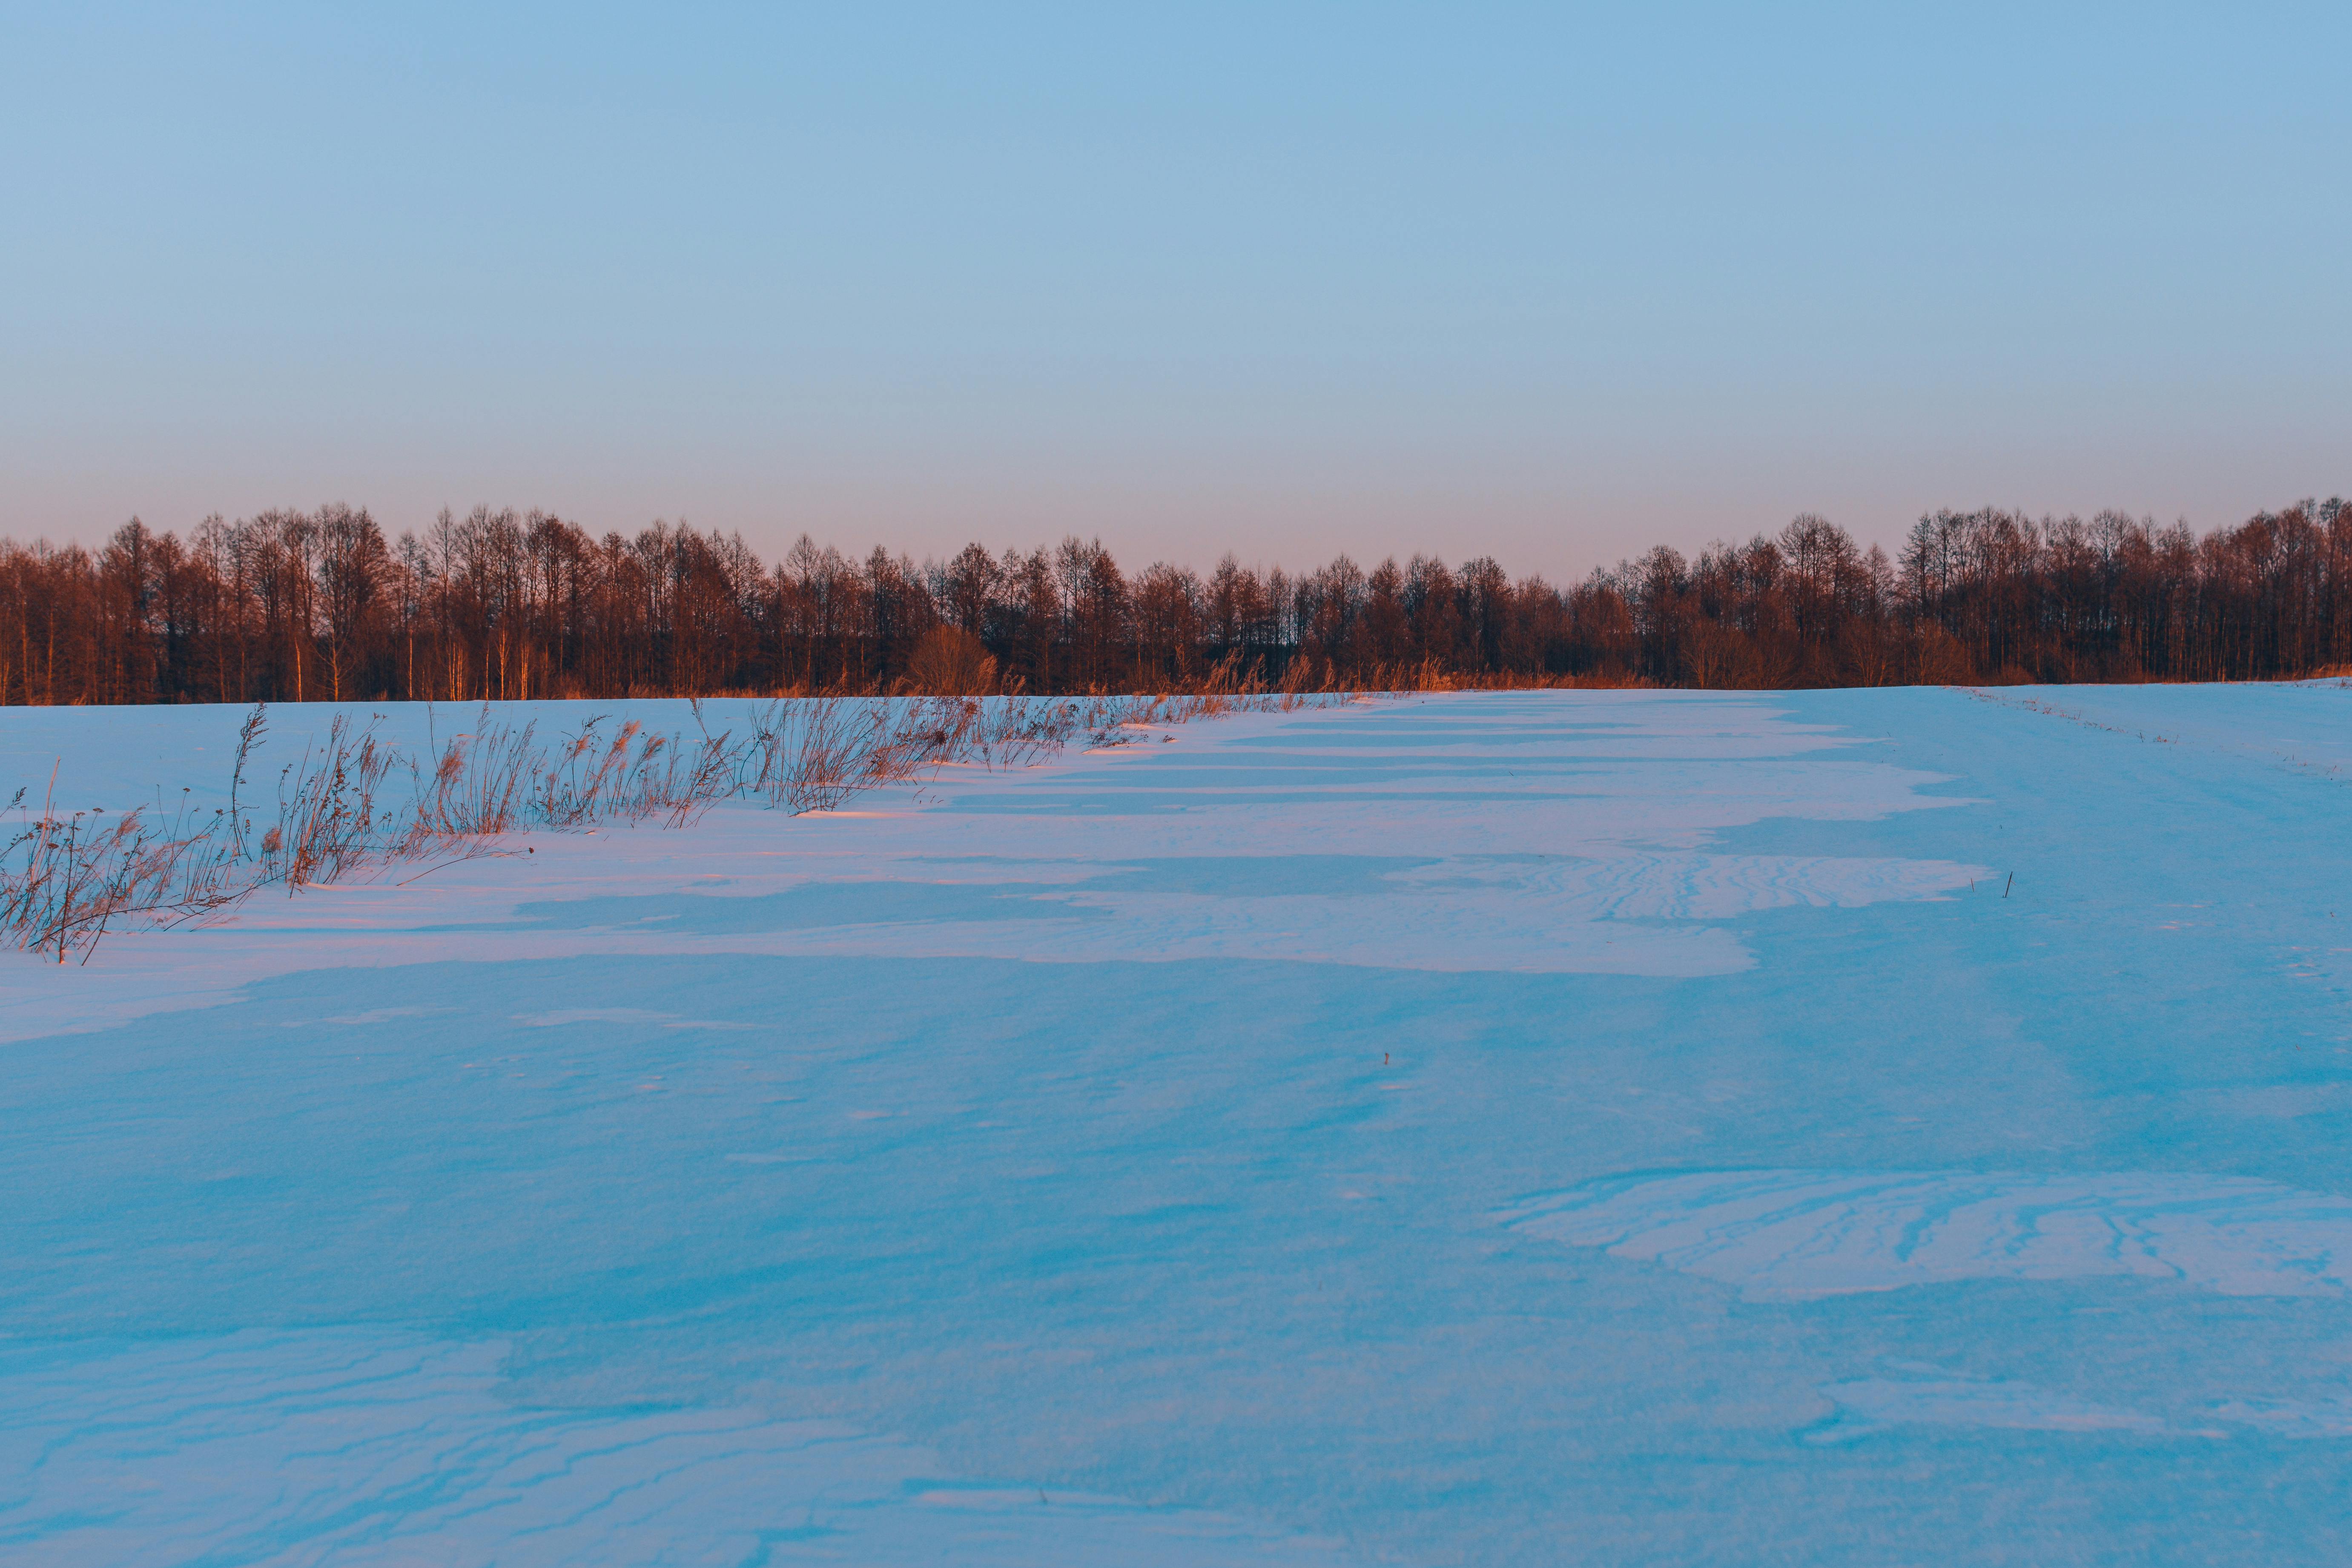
[3,498,2347,705]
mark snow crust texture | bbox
[1505,1167,2352,1299]
[6,685,2352,1565]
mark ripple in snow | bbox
[0,1329,1352,1567]
[1803,1376,2179,1444]
[1500,1168,2352,1299]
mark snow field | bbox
[5,685,2352,1564]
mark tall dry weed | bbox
[5,685,1362,959]
[0,771,249,963]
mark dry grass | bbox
[0,774,248,963]
[3,688,1356,961]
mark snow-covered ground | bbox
[5,685,2351,1565]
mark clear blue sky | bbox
[5,3,2346,576]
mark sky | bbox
[4,2,2347,578]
